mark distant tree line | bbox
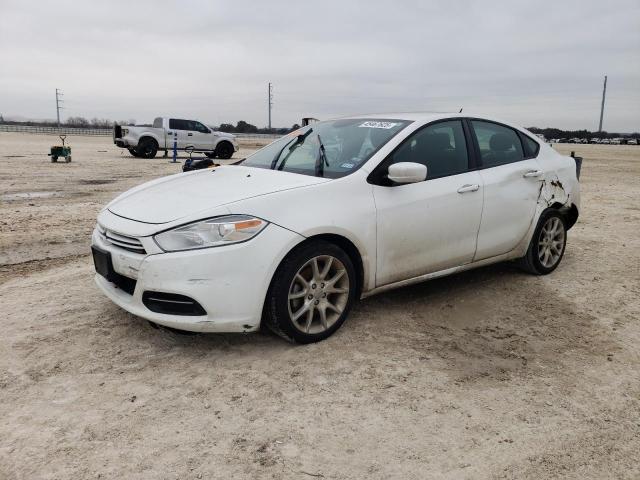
[0,115,299,133]
[528,127,640,140]
[216,120,300,135]
[0,116,137,128]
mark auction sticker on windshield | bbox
[359,121,399,129]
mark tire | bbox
[137,138,158,159]
[215,141,234,160]
[519,209,567,275]
[66,156,71,163]
[51,156,57,163]
[263,240,357,343]
[205,152,217,159]
[128,148,141,157]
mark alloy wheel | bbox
[287,255,350,334]
[538,216,565,268]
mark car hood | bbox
[107,165,329,224]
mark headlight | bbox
[153,215,268,252]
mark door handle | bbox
[187,132,193,136]
[457,184,479,193]
[523,169,543,178]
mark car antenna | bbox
[459,107,463,113]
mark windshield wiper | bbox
[270,129,312,170]
[315,134,329,177]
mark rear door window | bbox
[471,120,524,168]
[169,119,188,130]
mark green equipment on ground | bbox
[49,135,72,163]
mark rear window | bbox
[153,117,163,128]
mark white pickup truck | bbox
[113,117,238,159]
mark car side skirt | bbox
[361,248,523,299]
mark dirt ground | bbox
[1,132,639,480]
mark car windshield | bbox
[242,118,411,178]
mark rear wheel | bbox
[215,141,234,160]
[519,209,567,275]
[263,240,356,343]
[137,138,158,159]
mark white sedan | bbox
[92,113,580,343]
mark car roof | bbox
[335,111,512,124]
[333,112,534,136]
[332,112,456,122]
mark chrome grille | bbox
[97,224,146,254]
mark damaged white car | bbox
[92,113,580,343]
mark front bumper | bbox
[91,220,304,333]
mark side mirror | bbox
[387,162,427,184]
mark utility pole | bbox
[55,88,64,128]
[268,82,273,130]
[598,75,607,132]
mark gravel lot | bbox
[1,133,639,479]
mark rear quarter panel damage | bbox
[536,148,580,213]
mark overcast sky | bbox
[1,0,639,131]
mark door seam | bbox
[471,170,485,263]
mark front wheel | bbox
[215,141,234,160]
[519,209,567,275]
[263,240,356,343]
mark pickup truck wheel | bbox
[138,138,158,159]
[215,141,234,160]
